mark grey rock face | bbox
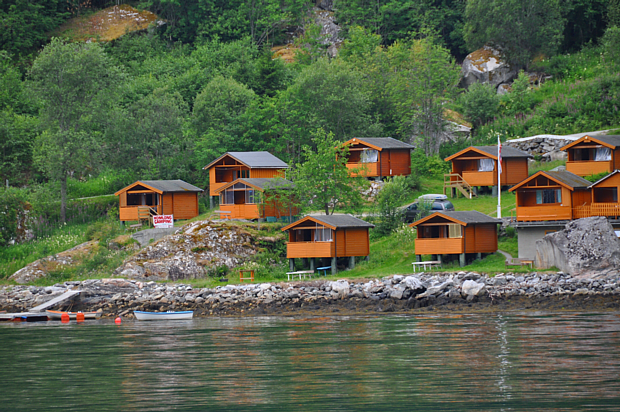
[461,46,518,89]
[535,217,620,276]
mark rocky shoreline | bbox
[2,271,620,318]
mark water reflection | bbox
[1,313,620,411]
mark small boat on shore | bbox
[134,310,194,321]
[46,310,102,320]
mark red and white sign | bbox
[153,215,174,228]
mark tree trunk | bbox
[60,174,67,223]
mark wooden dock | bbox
[30,290,81,313]
[0,312,50,322]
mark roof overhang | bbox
[203,153,249,170]
[445,147,496,162]
[341,138,383,151]
[561,135,616,151]
[509,171,575,192]
[282,216,337,231]
[409,212,467,228]
[114,181,163,196]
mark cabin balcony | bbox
[461,171,496,187]
[415,238,463,255]
[220,204,260,220]
[514,205,572,222]
[286,241,335,258]
[346,162,378,177]
[573,202,620,219]
[565,160,612,177]
[119,205,161,221]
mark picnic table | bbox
[214,210,231,220]
[286,270,315,281]
[411,260,441,273]
[316,266,331,276]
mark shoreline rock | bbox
[2,270,619,317]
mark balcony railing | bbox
[566,160,612,176]
[346,162,378,177]
[286,241,334,258]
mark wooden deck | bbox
[286,241,334,258]
[566,160,612,176]
[415,238,463,255]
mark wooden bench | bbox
[411,260,441,273]
[239,269,255,283]
[286,270,315,281]
[316,266,332,276]
[214,210,231,220]
[506,258,534,268]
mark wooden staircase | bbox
[137,206,159,226]
[443,174,477,199]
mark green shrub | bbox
[0,187,29,246]
[458,82,500,127]
[603,26,620,68]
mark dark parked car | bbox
[403,194,455,223]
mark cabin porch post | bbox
[459,253,466,267]
[331,257,337,275]
[349,256,355,269]
[289,258,295,271]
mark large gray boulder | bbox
[461,46,518,89]
[535,217,620,277]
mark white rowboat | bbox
[134,310,194,320]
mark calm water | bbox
[1,312,620,411]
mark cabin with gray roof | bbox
[341,137,414,178]
[409,211,501,266]
[203,151,289,198]
[114,180,203,222]
[281,214,375,274]
[561,135,620,177]
[444,145,532,197]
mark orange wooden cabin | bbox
[444,146,531,196]
[281,215,374,275]
[561,135,620,177]
[115,180,203,222]
[341,137,414,178]
[203,151,289,199]
[409,211,500,266]
[213,177,298,220]
[508,170,591,222]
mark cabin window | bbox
[448,224,462,238]
[241,170,250,178]
[314,227,333,242]
[222,187,234,204]
[594,187,618,203]
[478,159,494,172]
[246,189,255,204]
[595,147,611,161]
[360,149,378,163]
[536,189,562,204]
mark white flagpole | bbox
[497,134,502,218]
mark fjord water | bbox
[1,313,620,411]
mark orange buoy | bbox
[76,312,85,322]
[61,313,70,323]
[115,317,122,324]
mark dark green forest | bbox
[1,0,620,239]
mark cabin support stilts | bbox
[349,256,355,269]
[310,258,315,271]
[210,196,214,209]
[459,253,466,267]
[437,255,443,265]
[289,258,295,271]
[477,253,482,260]
[416,255,421,263]
[492,186,498,196]
[331,257,337,275]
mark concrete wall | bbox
[516,224,565,259]
[132,227,177,247]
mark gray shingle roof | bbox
[588,135,620,148]
[138,180,203,192]
[436,211,502,225]
[351,137,414,150]
[204,151,289,169]
[475,145,532,158]
[543,171,591,188]
[307,214,375,229]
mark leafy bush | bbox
[374,176,409,237]
[603,26,620,68]
[0,187,29,246]
[458,83,500,127]
[411,149,450,178]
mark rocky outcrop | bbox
[4,270,620,316]
[312,7,342,57]
[115,220,259,281]
[9,241,100,284]
[461,46,518,90]
[535,217,620,277]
